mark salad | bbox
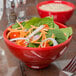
[6,17,72,48]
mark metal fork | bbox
[19,61,26,76]
[59,56,76,76]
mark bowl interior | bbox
[37,1,75,13]
[3,22,72,50]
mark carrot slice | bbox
[16,20,24,30]
[31,25,37,29]
[40,30,47,47]
[51,33,55,38]
[31,42,41,44]
[41,30,47,40]
[25,27,34,36]
[64,33,67,37]
[19,31,26,37]
[7,32,12,38]
[16,40,27,47]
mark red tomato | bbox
[44,24,49,28]
[44,24,49,27]
[9,32,20,39]
[19,40,28,47]
[46,43,50,47]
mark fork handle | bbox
[59,71,73,76]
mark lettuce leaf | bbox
[52,29,67,44]
[27,43,39,48]
[46,29,66,44]
[24,17,41,29]
[12,17,59,29]
[60,27,73,39]
[34,17,59,29]
[12,22,26,29]
[12,23,20,29]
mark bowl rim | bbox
[3,21,72,50]
[36,1,75,13]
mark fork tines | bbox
[63,56,76,73]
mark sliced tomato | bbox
[9,32,20,39]
[19,40,28,47]
[46,43,50,47]
[44,24,49,28]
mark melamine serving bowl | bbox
[3,22,72,69]
[37,1,75,24]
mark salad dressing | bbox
[39,3,72,12]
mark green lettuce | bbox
[60,27,73,39]
[27,43,39,48]
[34,16,59,29]
[12,17,59,29]
[46,29,67,44]
[12,21,26,29]
[24,17,41,29]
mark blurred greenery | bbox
[67,0,76,4]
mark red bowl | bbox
[37,1,75,24]
[3,22,72,69]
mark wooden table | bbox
[0,1,76,75]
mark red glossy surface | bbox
[37,1,75,24]
[3,22,72,69]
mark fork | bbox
[19,61,26,76]
[59,56,76,76]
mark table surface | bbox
[0,1,76,76]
